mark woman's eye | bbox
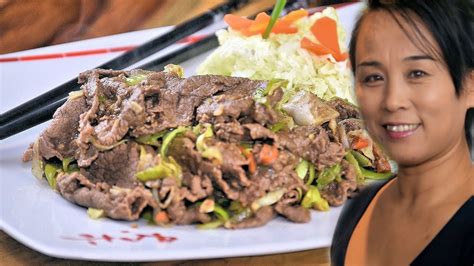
[408,70,427,79]
[363,74,383,84]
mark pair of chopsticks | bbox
[0,0,313,140]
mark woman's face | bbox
[354,10,472,167]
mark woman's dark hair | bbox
[349,0,474,156]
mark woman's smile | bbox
[383,123,421,140]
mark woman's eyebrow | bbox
[357,60,382,68]
[403,55,435,61]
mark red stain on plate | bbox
[62,232,177,246]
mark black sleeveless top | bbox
[331,180,474,265]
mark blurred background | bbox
[0,0,266,54]
[0,0,352,54]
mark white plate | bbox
[0,3,364,261]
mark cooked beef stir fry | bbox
[24,68,392,228]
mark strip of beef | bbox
[327,97,360,121]
[214,120,245,143]
[179,172,213,202]
[82,142,140,188]
[244,123,277,141]
[278,126,345,170]
[196,80,260,123]
[226,206,275,229]
[274,203,311,223]
[167,199,212,225]
[373,143,392,172]
[56,171,155,220]
[36,96,87,161]
[338,118,364,133]
[168,136,240,200]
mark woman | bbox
[331,0,473,265]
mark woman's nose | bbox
[383,77,410,112]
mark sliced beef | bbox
[196,84,257,123]
[37,96,87,160]
[84,142,140,188]
[338,118,364,133]
[274,203,311,223]
[243,123,277,141]
[327,97,360,121]
[226,206,275,229]
[56,171,155,220]
[373,143,392,173]
[179,173,213,202]
[278,126,345,170]
[214,121,245,143]
[167,199,212,225]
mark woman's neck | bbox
[395,137,474,207]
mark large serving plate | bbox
[0,3,364,261]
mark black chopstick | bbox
[0,0,311,140]
[0,0,248,126]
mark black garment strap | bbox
[330,180,390,266]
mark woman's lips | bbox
[383,123,420,139]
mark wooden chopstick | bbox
[0,0,249,126]
[0,0,311,140]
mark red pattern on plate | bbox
[62,231,177,246]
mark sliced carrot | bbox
[281,9,308,24]
[245,12,271,35]
[311,17,341,55]
[258,144,279,165]
[224,14,252,30]
[351,137,369,150]
[301,36,348,62]
[301,37,335,56]
[272,20,298,34]
[240,147,257,174]
[154,210,170,224]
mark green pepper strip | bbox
[44,163,60,190]
[361,167,393,180]
[305,164,316,186]
[62,157,74,172]
[196,220,224,229]
[126,74,147,86]
[295,160,309,179]
[213,204,230,222]
[350,150,372,167]
[136,131,167,146]
[316,164,341,189]
[161,126,188,158]
[301,185,329,211]
[344,152,365,184]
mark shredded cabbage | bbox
[197,7,355,104]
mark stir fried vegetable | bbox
[345,151,365,184]
[136,131,167,146]
[44,163,60,190]
[135,156,182,182]
[301,186,330,211]
[295,159,309,179]
[258,144,279,165]
[316,164,341,189]
[161,126,188,158]
[126,74,147,86]
[250,188,286,211]
[87,208,105,219]
[196,125,223,164]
